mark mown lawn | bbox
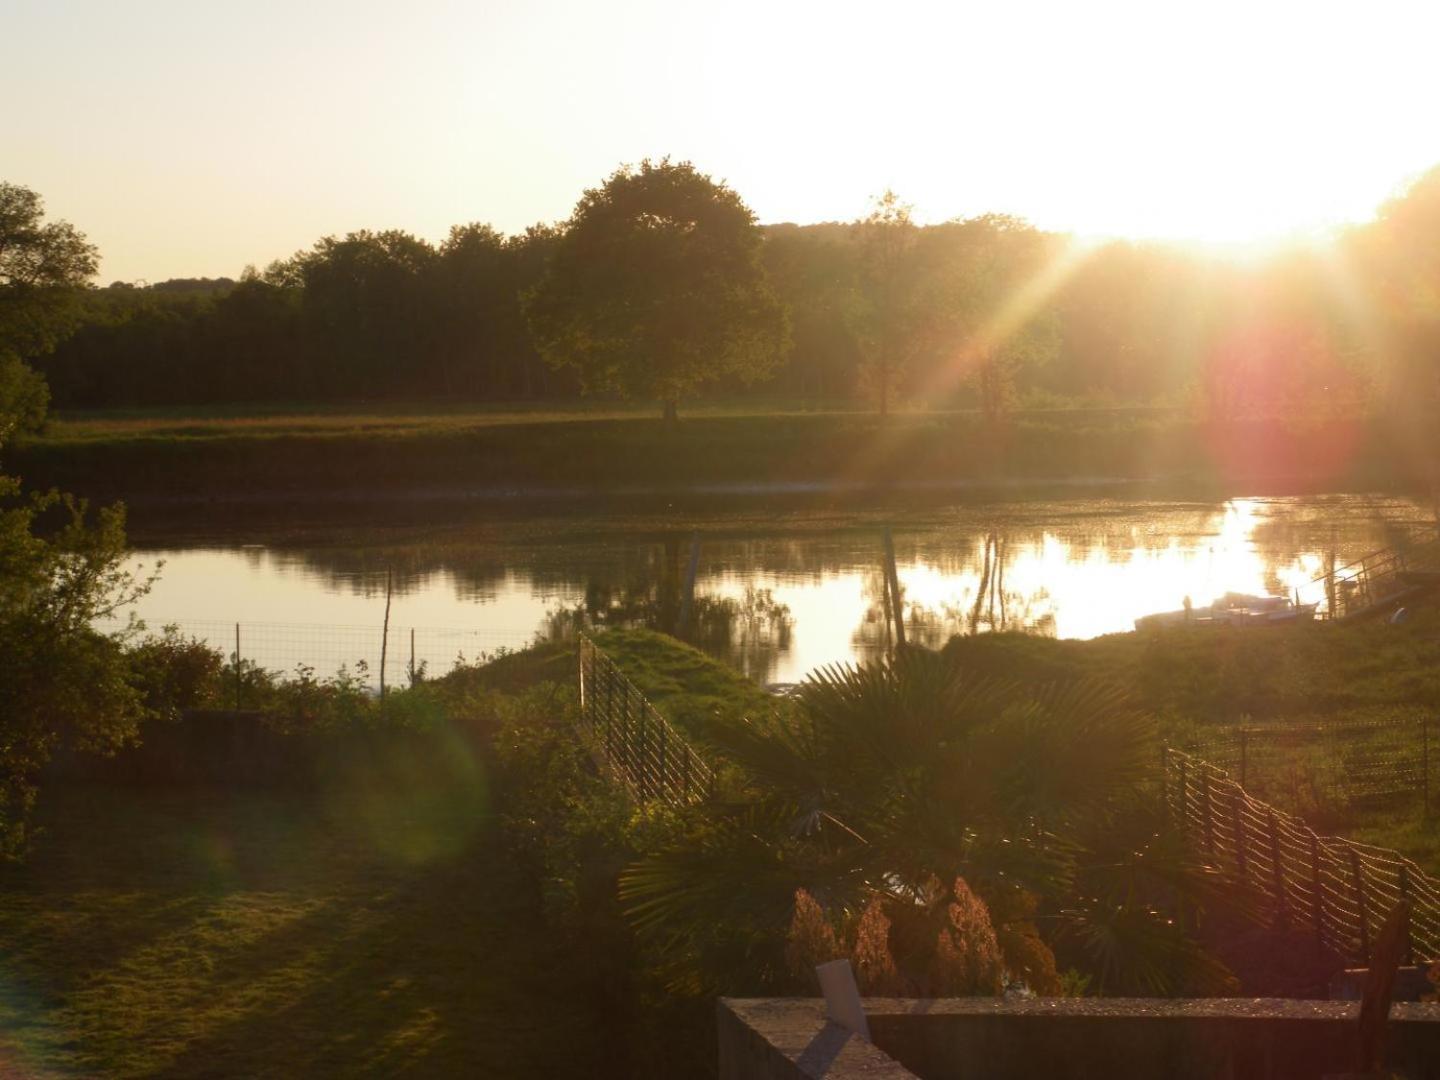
[0,764,598,1077]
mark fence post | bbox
[234,622,242,711]
[1232,792,1247,880]
[636,689,649,800]
[1202,770,1216,855]
[577,640,588,724]
[1424,718,1431,821]
[604,660,616,762]
[1399,864,1415,965]
[379,566,392,701]
[410,627,416,687]
[657,714,668,803]
[1267,809,1287,923]
[1309,831,1325,956]
[1350,847,1370,962]
[1178,757,1189,840]
[1240,726,1249,789]
[1160,747,1169,825]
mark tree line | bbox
[22,160,1440,421]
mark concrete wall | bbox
[720,997,1440,1080]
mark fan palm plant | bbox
[620,647,1245,997]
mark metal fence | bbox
[1163,747,1440,965]
[1185,717,1432,815]
[577,635,715,808]
[95,615,535,699]
[1311,536,1440,621]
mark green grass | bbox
[12,401,1427,506]
[590,628,775,737]
[943,609,1440,870]
[0,734,598,1077]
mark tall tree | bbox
[0,182,99,439]
[851,190,924,417]
[928,214,1059,421]
[0,182,151,855]
[526,159,789,422]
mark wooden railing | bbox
[1164,748,1440,964]
[577,635,716,808]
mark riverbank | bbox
[10,404,1433,508]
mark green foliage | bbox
[125,626,225,719]
[621,648,1243,997]
[526,159,789,419]
[0,486,152,854]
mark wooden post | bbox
[1399,864,1415,965]
[409,627,416,686]
[1202,771,1216,854]
[234,622,242,711]
[1232,792,1247,879]
[1239,726,1249,789]
[1267,809,1287,922]
[1178,757,1189,840]
[637,690,649,800]
[1310,831,1325,955]
[379,566,393,700]
[882,528,906,650]
[1420,715,1432,819]
[1160,747,1170,825]
[677,532,700,638]
[577,640,588,723]
[604,660,616,760]
[1351,847,1370,961]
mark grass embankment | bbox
[944,611,1440,870]
[589,628,774,737]
[11,402,1428,504]
[0,649,610,1079]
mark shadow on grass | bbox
[0,764,607,1078]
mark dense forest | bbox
[29,165,1440,420]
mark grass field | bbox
[11,401,1425,507]
[944,608,1440,873]
[37,400,1178,444]
[0,752,598,1077]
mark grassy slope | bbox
[11,402,1426,502]
[943,610,1440,869]
[0,657,601,1079]
[590,628,774,737]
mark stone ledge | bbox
[719,997,1440,1080]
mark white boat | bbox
[1134,592,1318,631]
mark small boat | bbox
[1134,592,1317,631]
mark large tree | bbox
[0,182,99,439]
[526,159,788,422]
[0,183,150,855]
[850,190,926,417]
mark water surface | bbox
[115,494,1431,686]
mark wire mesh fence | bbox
[577,635,715,809]
[1183,716,1432,817]
[1163,747,1440,965]
[94,614,537,699]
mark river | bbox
[110,492,1432,687]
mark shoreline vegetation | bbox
[12,402,1437,508]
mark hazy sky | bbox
[7,0,1440,282]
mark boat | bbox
[1134,592,1318,631]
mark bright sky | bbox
[7,0,1440,282]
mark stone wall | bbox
[719,997,1440,1079]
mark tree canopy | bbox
[0,182,149,855]
[0,182,99,439]
[525,159,789,420]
